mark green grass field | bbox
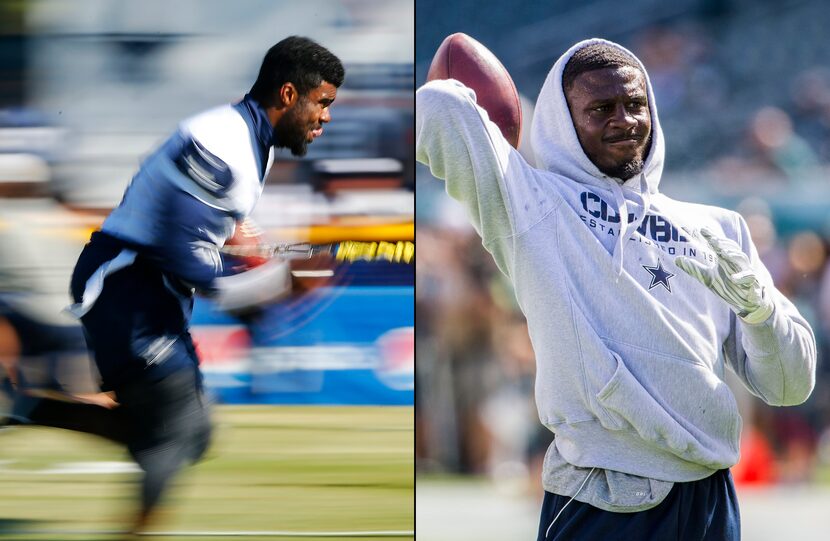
[0,405,413,541]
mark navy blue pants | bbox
[70,231,198,390]
[537,469,740,541]
[69,231,212,517]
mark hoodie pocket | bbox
[594,346,741,468]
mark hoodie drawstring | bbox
[610,173,651,279]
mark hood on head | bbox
[530,38,665,194]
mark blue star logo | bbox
[643,260,675,292]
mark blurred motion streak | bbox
[0,0,413,538]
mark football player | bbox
[417,39,815,541]
[66,36,343,534]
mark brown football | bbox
[224,218,269,269]
[427,32,522,149]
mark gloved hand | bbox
[674,227,773,325]
[212,258,292,314]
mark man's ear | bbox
[279,82,298,108]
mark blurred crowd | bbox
[632,20,830,184]
[416,0,830,495]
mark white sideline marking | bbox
[0,460,140,475]
[41,461,142,474]
[139,530,414,537]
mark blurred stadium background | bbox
[416,0,830,539]
[0,0,413,539]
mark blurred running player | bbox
[66,36,343,534]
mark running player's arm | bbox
[150,136,291,306]
[139,133,236,291]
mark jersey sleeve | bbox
[148,135,238,291]
[102,106,263,293]
[179,106,263,218]
[173,136,235,198]
[154,187,236,291]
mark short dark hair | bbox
[250,36,345,105]
[562,43,643,91]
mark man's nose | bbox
[321,108,331,123]
[610,104,636,128]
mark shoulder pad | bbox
[174,137,234,196]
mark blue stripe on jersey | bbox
[232,94,274,181]
[174,137,234,196]
[149,184,235,290]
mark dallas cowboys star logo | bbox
[643,259,675,292]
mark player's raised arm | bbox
[416,33,542,276]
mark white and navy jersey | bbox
[101,94,275,290]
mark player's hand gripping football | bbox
[674,228,773,325]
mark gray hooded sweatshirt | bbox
[415,38,816,512]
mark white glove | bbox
[212,258,292,313]
[674,227,773,325]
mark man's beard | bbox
[274,100,312,157]
[600,156,645,181]
[599,134,652,181]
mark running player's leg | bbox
[118,362,212,530]
[71,236,212,531]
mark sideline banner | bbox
[191,286,414,405]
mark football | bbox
[427,32,522,149]
[224,218,269,269]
